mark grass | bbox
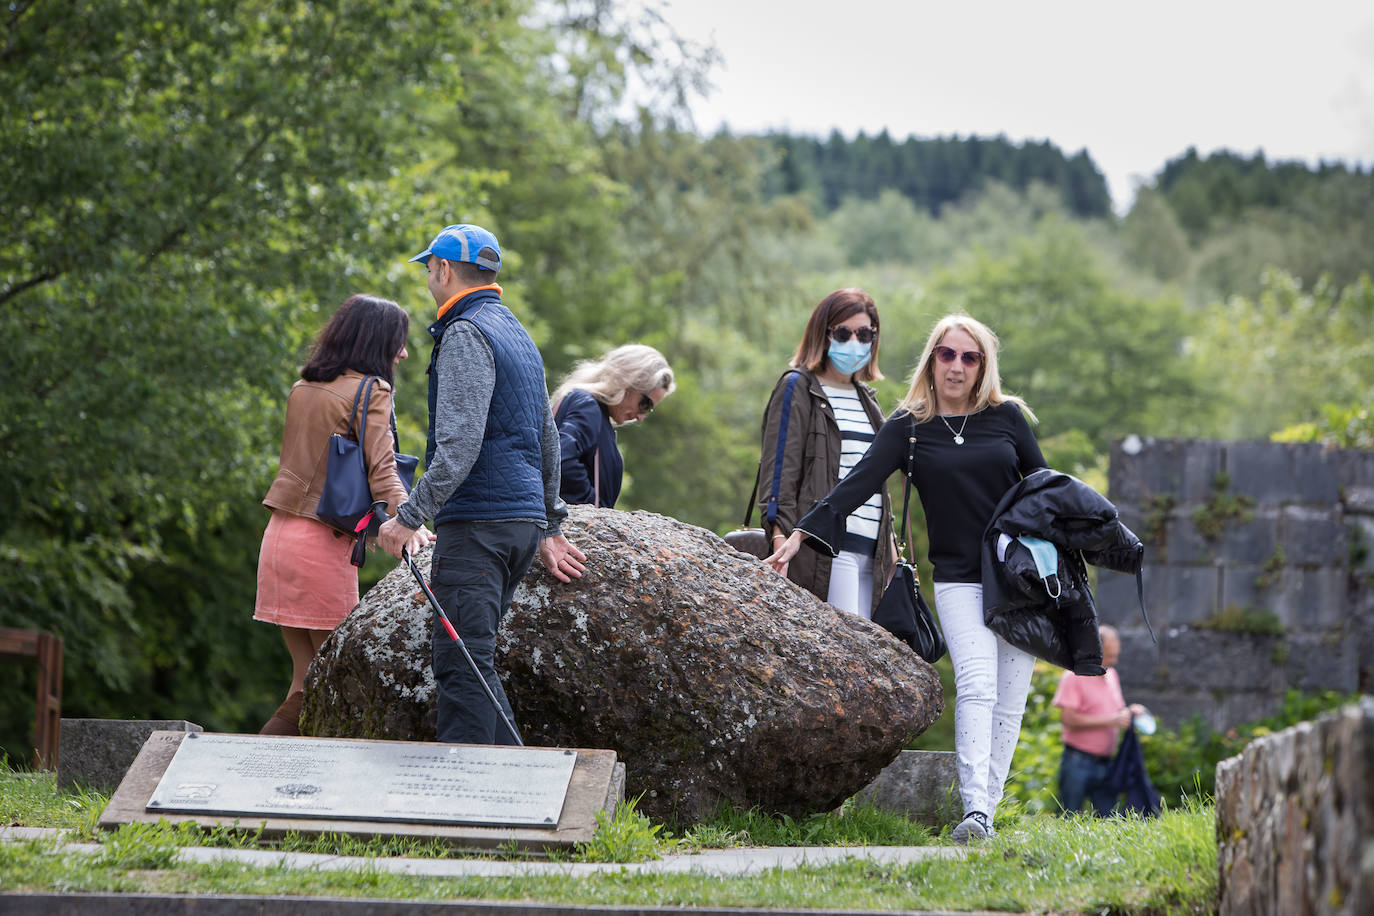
[0,762,1219,913]
[680,798,938,848]
[0,767,107,834]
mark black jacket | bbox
[1105,726,1162,816]
[980,469,1144,671]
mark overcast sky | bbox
[655,0,1374,212]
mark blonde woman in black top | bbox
[767,314,1045,844]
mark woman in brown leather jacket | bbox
[756,288,895,618]
[255,294,432,734]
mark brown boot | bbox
[259,690,304,735]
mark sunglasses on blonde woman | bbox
[935,345,984,367]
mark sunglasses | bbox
[935,345,984,368]
[828,326,877,345]
[637,393,655,415]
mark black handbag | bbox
[390,412,419,493]
[724,371,804,560]
[872,428,947,664]
[724,468,770,559]
[317,376,417,534]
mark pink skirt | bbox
[254,512,359,631]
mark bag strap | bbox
[389,409,402,453]
[1137,570,1156,643]
[344,375,376,444]
[742,470,760,528]
[762,370,804,529]
[897,424,915,562]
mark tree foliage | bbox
[0,0,519,746]
[921,222,1198,445]
[1189,272,1374,438]
[1155,147,1372,239]
[759,130,1112,218]
[1147,148,1374,301]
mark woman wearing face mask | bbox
[551,344,675,508]
[765,314,1045,844]
[754,288,895,618]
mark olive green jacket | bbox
[755,368,895,608]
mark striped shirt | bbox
[821,384,882,555]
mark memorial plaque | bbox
[147,733,576,828]
[101,732,620,851]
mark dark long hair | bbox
[300,294,409,384]
[789,287,883,382]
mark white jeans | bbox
[826,550,874,620]
[934,582,1035,818]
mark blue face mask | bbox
[827,340,872,376]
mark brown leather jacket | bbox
[263,371,410,523]
[755,368,895,608]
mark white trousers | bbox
[826,550,874,620]
[934,581,1035,818]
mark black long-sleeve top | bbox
[796,402,1045,583]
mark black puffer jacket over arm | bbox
[980,468,1144,670]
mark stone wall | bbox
[1097,438,1374,731]
[1215,698,1372,916]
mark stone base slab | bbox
[850,749,962,827]
[58,718,202,793]
[99,731,620,853]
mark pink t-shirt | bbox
[1053,667,1125,757]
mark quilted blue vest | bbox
[425,289,547,524]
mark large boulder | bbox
[302,505,944,823]
[300,550,437,741]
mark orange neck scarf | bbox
[436,283,503,321]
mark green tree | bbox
[1273,405,1374,450]
[588,122,812,530]
[921,221,1198,445]
[0,0,523,752]
[824,190,939,267]
[1120,187,1190,282]
[1189,271,1374,438]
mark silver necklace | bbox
[940,413,969,445]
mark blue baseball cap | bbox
[408,224,501,272]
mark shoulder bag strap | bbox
[345,376,375,444]
[897,423,915,563]
[742,465,761,527]
[763,370,804,528]
[1137,571,1156,643]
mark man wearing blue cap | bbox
[378,223,586,746]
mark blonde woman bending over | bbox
[551,344,675,508]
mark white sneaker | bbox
[952,810,990,845]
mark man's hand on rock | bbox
[539,534,586,583]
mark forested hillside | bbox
[1,0,1369,757]
[757,130,1112,218]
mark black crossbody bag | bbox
[871,425,947,663]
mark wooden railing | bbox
[0,628,63,769]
